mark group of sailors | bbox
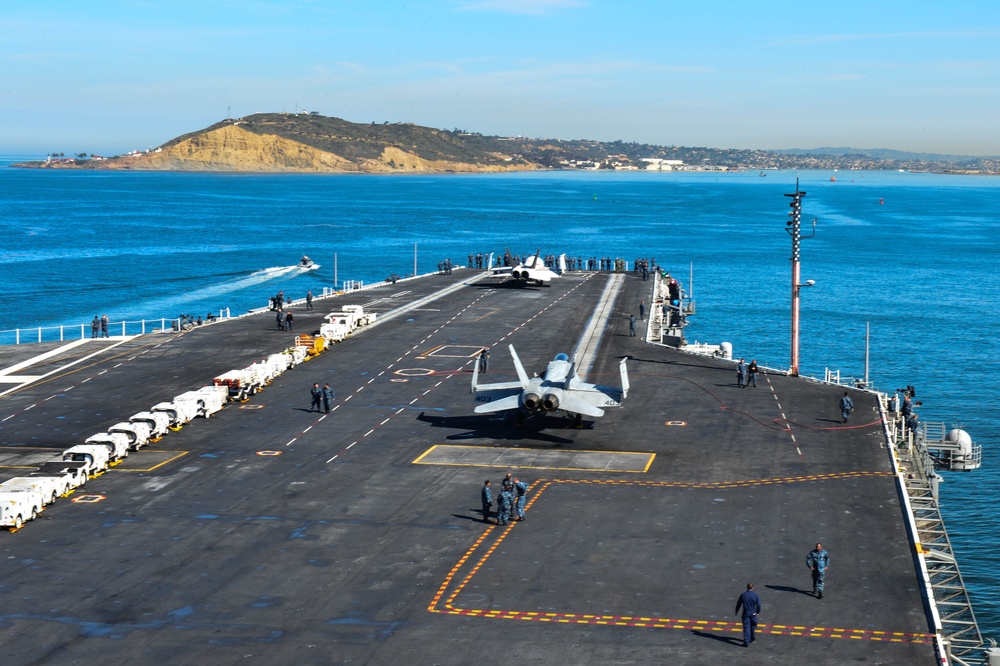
[888,393,920,431]
[90,314,110,338]
[633,257,655,280]
[463,251,654,273]
[166,313,216,332]
[481,473,528,525]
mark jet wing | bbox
[474,381,523,391]
[571,358,630,409]
[474,394,521,414]
[558,395,605,418]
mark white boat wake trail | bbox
[127,266,301,316]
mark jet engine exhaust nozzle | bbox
[542,393,560,411]
[522,393,541,411]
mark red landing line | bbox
[430,606,933,644]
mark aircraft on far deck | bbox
[471,345,628,427]
[487,249,565,285]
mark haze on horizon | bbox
[2,0,998,157]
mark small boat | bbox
[298,255,320,270]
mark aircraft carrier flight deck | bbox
[0,267,943,664]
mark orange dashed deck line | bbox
[428,471,925,645]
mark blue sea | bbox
[1,161,999,638]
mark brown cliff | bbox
[21,113,542,173]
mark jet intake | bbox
[541,392,560,411]
[522,392,541,411]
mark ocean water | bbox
[1,162,999,638]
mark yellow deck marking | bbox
[71,494,106,503]
[427,471,920,645]
[413,444,655,473]
[394,368,434,376]
[113,450,190,472]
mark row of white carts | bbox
[1,306,376,532]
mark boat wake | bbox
[124,265,303,317]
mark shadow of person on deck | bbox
[691,630,745,646]
[765,584,815,597]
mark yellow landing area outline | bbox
[428,471,932,646]
[413,445,655,473]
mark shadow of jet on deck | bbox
[416,412,578,445]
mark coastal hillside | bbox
[15,112,1000,174]
[27,113,542,173]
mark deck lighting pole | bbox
[785,178,812,376]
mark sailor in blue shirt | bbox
[734,583,761,647]
[807,543,830,598]
[497,490,512,526]
[481,480,493,524]
[513,478,528,521]
[310,383,323,412]
[840,392,854,423]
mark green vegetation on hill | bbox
[184,113,536,167]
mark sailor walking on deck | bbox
[736,358,747,388]
[839,392,854,423]
[807,543,830,598]
[306,290,313,310]
[639,301,645,320]
[310,383,322,412]
[100,314,109,338]
[734,583,762,647]
[321,383,334,413]
[478,347,490,373]
[747,359,758,387]
[629,314,636,337]
[91,316,100,338]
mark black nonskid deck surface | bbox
[0,270,935,664]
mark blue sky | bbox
[2,0,999,156]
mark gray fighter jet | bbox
[471,345,628,426]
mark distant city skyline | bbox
[2,0,999,157]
